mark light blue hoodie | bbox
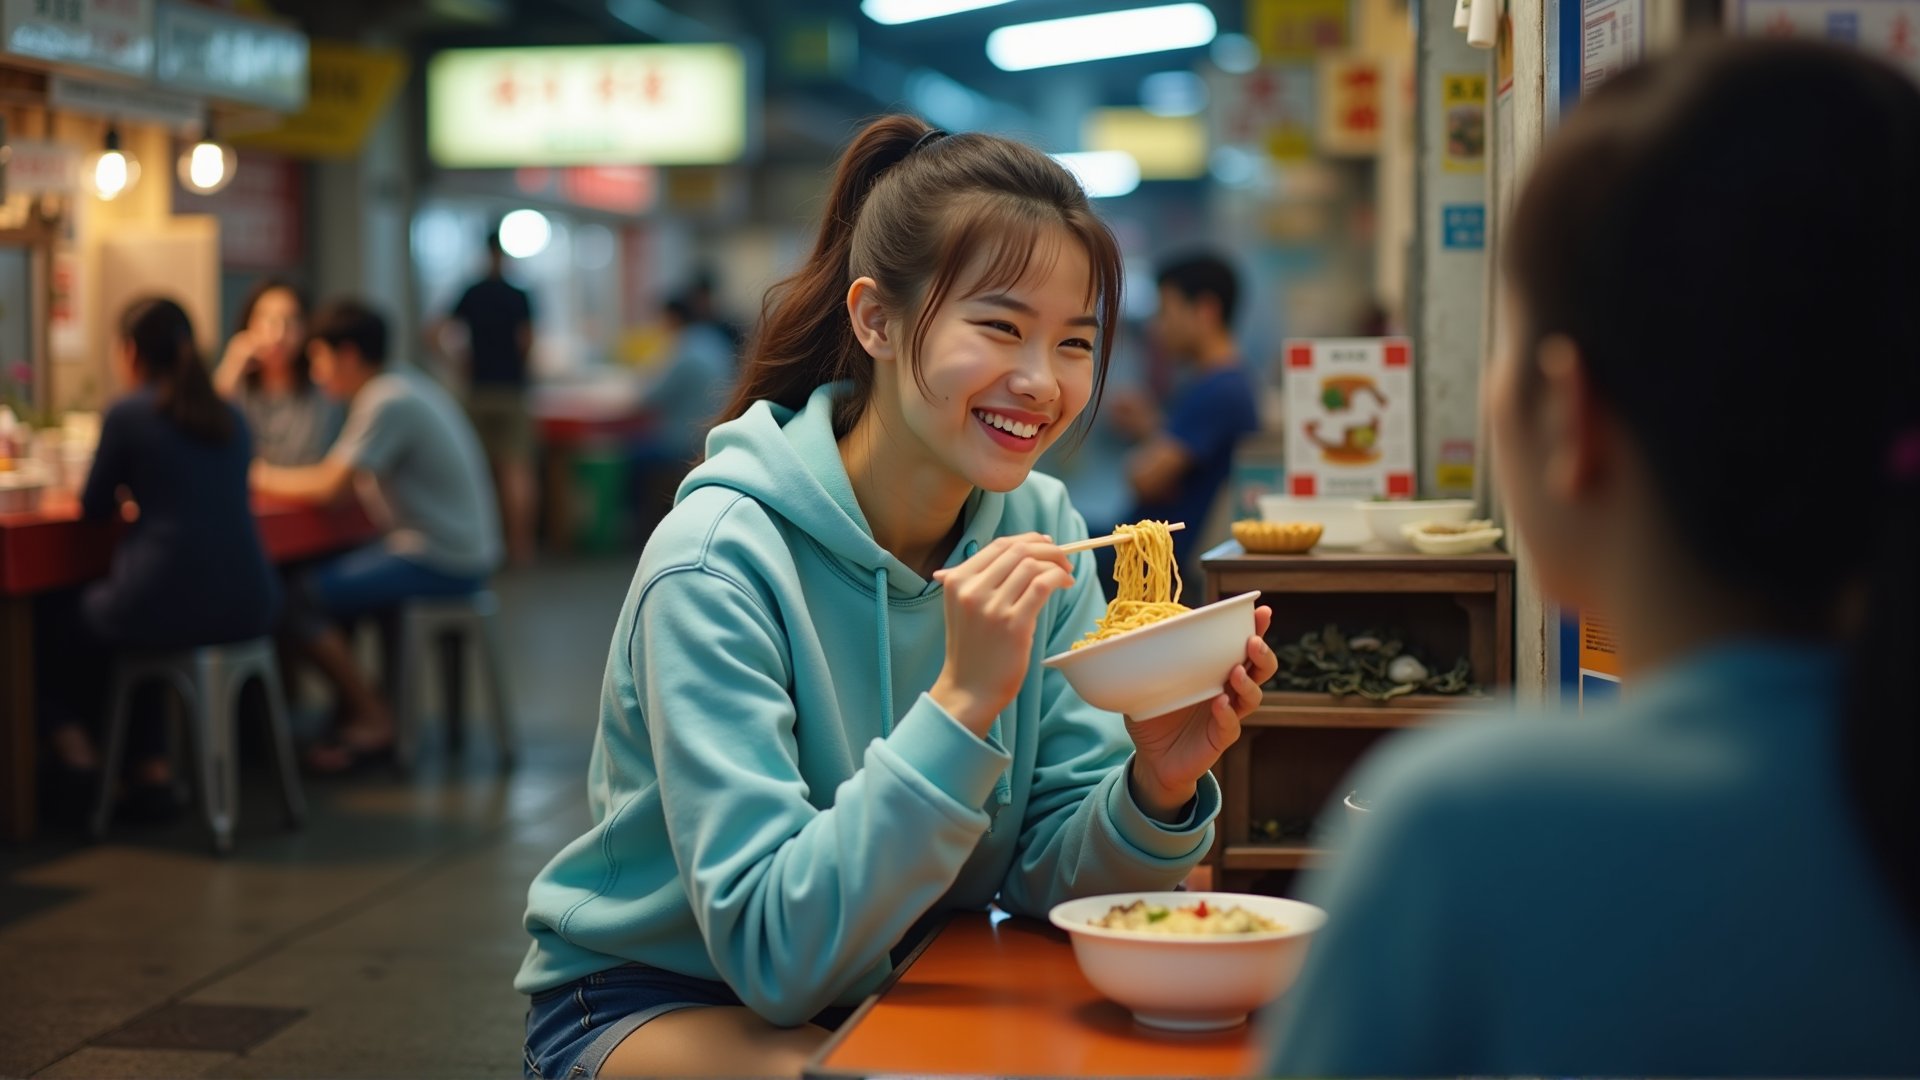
[516,383,1220,1025]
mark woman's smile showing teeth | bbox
[973,408,1047,449]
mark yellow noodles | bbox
[1072,520,1190,649]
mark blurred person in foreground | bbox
[1108,253,1260,583]
[1266,38,1920,1076]
[441,231,538,565]
[38,298,279,817]
[213,279,341,466]
[253,300,502,773]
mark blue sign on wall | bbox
[1442,203,1486,250]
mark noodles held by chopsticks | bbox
[1072,520,1190,649]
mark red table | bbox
[807,913,1265,1079]
[0,491,379,841]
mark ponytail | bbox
[121,297,233,444]
[719,116,928,436]
[717,114,1123,441]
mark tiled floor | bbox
[1,555,634,1079]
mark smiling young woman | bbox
[513,115,1277,1079]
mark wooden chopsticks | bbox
[1056,522,1186,555]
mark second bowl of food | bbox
[1049,891,1327,1031]
[1357,499,1476,549]
[1257,496,1369,548]
[1403,519,1503,555]
[1042,592,1258,719]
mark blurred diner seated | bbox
[628,295,738,534]
[214,278,341,467]
[250,299,503,774]
[37,297,281,821]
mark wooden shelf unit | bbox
[1204,542,1516,895]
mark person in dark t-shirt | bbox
[1110,253,1261,584]
[446,231,537,565]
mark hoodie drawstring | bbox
[874,567,893,738]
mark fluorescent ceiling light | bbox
[1085,108,1207,179]
[1139,70,1208,117]
[1210,32,1260,74]
[863,0,1017,25]
[987,4,1217,71]
[906,67,986,130]
[1051,151,1141,199]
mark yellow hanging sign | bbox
[1249,0,1351,62]
[230,42,408,159]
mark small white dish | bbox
[1043,592,1258,720]
[1403,519,1503,555]
[1049,891,1327,1031]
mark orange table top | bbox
[807,914,1264,1079]
[0,491,379,596]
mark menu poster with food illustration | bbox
[1441,72,1487,173]
[1282,337,1416,499]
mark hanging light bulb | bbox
[93,124,141,202]
[177,119,237,196]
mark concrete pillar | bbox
[1411,0,1491,501]
[308,44,420,368]
[1490,0,1554,703]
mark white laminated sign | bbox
[1282,337,1417,499]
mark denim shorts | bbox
[522,964,854,1079]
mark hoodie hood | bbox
[680,382,1008,600]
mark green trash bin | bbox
[570,448,631,553]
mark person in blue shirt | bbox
[1266,38,1920,1076]
[1111,253,1261,583]
[516,116,1280,1080]
[640,295,737,464]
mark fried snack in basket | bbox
[1232,520,1324,554]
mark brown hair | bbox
[717,115,1124,441]
[1506,38,1920,930]
[122,297,233,444]
[233,278,313,393]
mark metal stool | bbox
[392,590,516,770]
[93,637,306,854]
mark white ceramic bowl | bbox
[1049,891,1327,1031]
[1043,592,1257,719]
[1358,500,1476,550]
[1257,496,1369,548]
